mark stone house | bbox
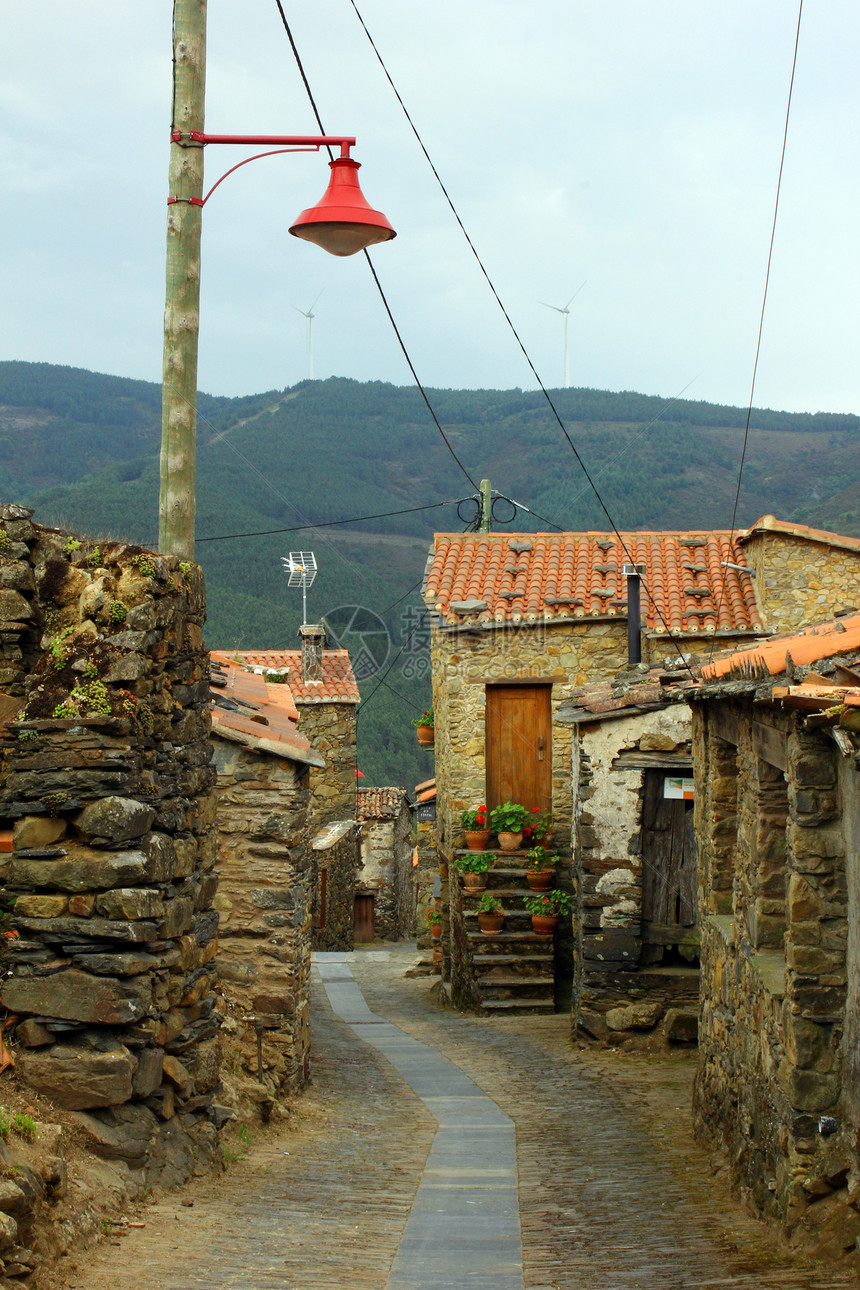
[423,520,860,1016]
[210,626,360,951]
[209,658,325,1094]
[0,507,222,1185]
[355,786,415,942]
[687,612,860,1254]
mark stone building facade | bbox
[210,659,325,1096]
[739,517,860,635]
[356,786,414,941]
[211,634,360,950]
[560,673,698,1043]
[0,507,222,1184]
[688,614,860,1252]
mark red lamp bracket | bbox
[167,131,357,209]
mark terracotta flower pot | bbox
[478,912,504,936]
[531,913,558,936]
[462,872,487,892]
[464,829,491,851]
[497,831,523,852]
[430,923,442,940]
[526,869,553,891]
[416,724,434,746]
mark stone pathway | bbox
[66,946,859,1290]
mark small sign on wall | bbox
[416,800,436,822]
[664,776,695,800]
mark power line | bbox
[272,0,478,492]
[196,497,469,544]
[711,0,804,655]
[347,0,696,674]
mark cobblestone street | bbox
[65,946,859,1290]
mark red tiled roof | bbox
[210,649,359,704]
[357,786,407,820]
[739,514,860,554]
[424,532,762,636]
[209,659,324,766]
[701,612,860,680]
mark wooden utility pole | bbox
[479,479,492,533]
[159,0,207,559]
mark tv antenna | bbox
[539,280,586,388]
[281,551,318,625]
[291,290,323,380]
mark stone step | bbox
[468,930,554,943]
[474,974,554,988]
[470,952,553,964]
[479,998,555,1013]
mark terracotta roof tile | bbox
[210,658,322,765]
[210,649,359,704]
[357,787,407,820]
[424,532,761,636]
[701,613,860,681]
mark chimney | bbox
[622,564,643,665]
[298,622,325,684]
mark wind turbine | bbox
[539,281,587,389]
[291,290,324,380]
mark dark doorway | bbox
[641,769,697,931]
[354,893,375,943]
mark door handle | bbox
[538,736,544,762]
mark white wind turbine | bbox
[539,281,587,389]
[292,290,324,380]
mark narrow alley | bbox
[64,948,858,1290]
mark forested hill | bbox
[1,359,859,787]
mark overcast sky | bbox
[2,2,858,415]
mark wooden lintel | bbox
[612,752,693,771]
[641,922,700,950]
[710,706,739,746]
[469,674,565,685]
[753,720,787,771]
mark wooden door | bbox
[485,685,552,813]
[354,894,375,943]
[641,770,697,928]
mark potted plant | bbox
[412,708,435,746]
[426,909,443,940]
[461,804,490,851]
[452,850,492,892]
[477,893,504,936]
[525,845,558,891]
[523,889,571,936]
[523,807,553,846]
[490,801,527,851]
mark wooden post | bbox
[479,479,492,534]
[159,0,207,560]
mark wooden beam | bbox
[753,720,787,771]
[710,706,739,746]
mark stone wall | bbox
[741,529,860,635]
[572,705,698,1042]
[310,821,357,951]
[357,801,415,941]
[212,740,311,1095]
[0,509,221,1183]
[693,698,855,1233]
[295,701,356,831]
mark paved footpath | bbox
[68,946,859,1290]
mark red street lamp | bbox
[168,132,396,256]
[160,121,396,561]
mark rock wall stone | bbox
[311,822,357,951]
[693,698,855,1233]
[741,530,860,635]
[295,701,356,831]
[0,509,221,1182]
[212,740,311,1094]
[357,801,415,940]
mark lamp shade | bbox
[289,157,396,257]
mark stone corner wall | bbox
[357,802,416,941]
[742,531,860,635]
[693,696,856,1237]
[0,510,221,1183]
[212,738,311,1096]
[311,824,357,951]
[295,700,357,831]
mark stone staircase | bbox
[456,854,557,1013]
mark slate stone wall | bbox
[742,530,860,635]
[311,826,357,952]
[572,706,697,1042]
[212,740,311,1094]
[295,701,357,830]
[357,802,415,941]
[693,700,856,1232]
[0,509,221,1184]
